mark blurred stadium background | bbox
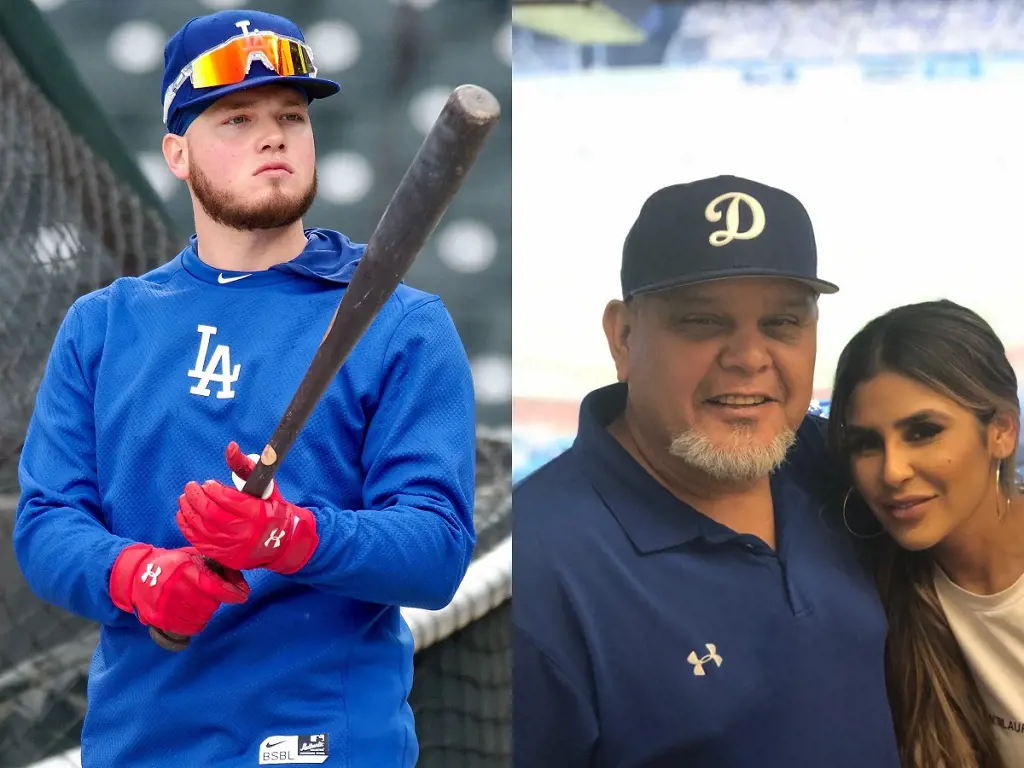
[0,0,510,766]
[511,0,1024,483]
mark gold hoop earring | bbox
[996,463,1011,521]
[843,487,885,540]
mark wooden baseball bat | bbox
[149,84,501,651]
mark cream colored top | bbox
[934,565,1024,767]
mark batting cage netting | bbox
[0,4,511,766]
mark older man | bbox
[512,176,900,767]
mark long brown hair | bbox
[827,299,1020,768]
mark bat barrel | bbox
[374,84,502,274]
[455,84,501,121]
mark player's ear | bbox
[162,133,189,181]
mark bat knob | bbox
[149,626,191,652]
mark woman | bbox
[826,299,1024,768]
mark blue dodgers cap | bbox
[161,9,340,136]
[621,175,839,298]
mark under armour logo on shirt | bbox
[264,529,285,548]
[140,563,162,587]
[687,643,723,676]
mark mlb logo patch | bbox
[298,734,328,757]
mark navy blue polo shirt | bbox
[512,383,900,768]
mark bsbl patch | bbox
[258,733,329,764]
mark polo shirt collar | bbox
[574,383,712,553]
[573,382,806,555]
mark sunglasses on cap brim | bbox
[162,31,317,124]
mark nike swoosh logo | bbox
[265,739,287,748]
[218,273,252,284]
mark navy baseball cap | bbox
[161,9,340,135]
[621,175,839,298]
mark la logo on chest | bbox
[187,324,240,399]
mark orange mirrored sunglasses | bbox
[163,31,318,124]
[189,31,315,88]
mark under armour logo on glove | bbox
[109,543,250,639]
[176,441,320,574]
[140,563,162,587]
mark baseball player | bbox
[13,10,476,767]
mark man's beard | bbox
[669,422,797,484]
[189,160,317,231]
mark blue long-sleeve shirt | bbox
[13,228,477,768]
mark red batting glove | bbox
[109,543,250,637]
[176,442,320,574]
